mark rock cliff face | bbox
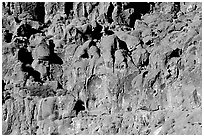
[2,2,202,135]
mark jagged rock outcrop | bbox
[2,2,202,135]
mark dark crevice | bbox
[165,48,182,65]
[34,3,45,23]
[91,22,103,40]
[16,23,42,39]
[14,2,45,23]
[48,40,63,64]
[80,50,89,59]
[142,71,148,81]
[73,100,85,116]
[18,48,33,64]
[21,65,42,82]
[104,27,114,35]
[49,54,63,65]
[123,2,152,27]
[3,30,13,43]
[2,80,6,91]
[169,48,182,58]
[65,2,73,17]
[172,2,180,18]
[107,2,114,23]
[118,39,129,52]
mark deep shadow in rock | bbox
[124,2,152,27]
[92,23,103,40]
[169,48,182,58]
[107,2,114,23]
[73,100,85,116]
[21,64,42,82]
[165,48,182,65]
[30,69,42,82]
[34,2,45,23]
[2,80,6,91]
[65,2,74,16]
[3,30,13,43]
[118,39,130,52]
[18,48,33,64]
[104,26,114,35]
[49,53,63,65]
[31,28,43,35]
[16,24,43,39]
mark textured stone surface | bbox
[2,2,202,135]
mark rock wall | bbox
[2,2,202,135]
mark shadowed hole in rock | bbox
[146,40,152,45]
[46,40,64,64]
[23,2,45,23]
[164,48,182,66]
[3,30,12,43]
[169,48,182,58]
[118,39,129,52]
[21,65,42,82]
[18,48,33,64]
[107,2,114,23]
[65,2,73,17]
[17,24,40,39]
[80,50,89,59]
[104,28,114,35]
[49,53,63,64]
[73,100,85,116]
[2,80,6,91]
[36,3,45,23]
[123,2,152,27]
[172,2,180,18]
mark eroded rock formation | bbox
[2,2,202,135]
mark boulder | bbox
[32,41,51,60]
[115,31,141,51]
